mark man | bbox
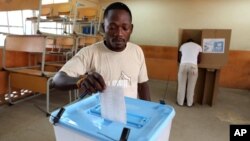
[177,39,202,106]
[52,2,151,101]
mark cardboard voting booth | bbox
[50,94,175,141]
[178,29,231,106]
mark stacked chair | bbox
[0,0,104,114]
[2,35,55,114]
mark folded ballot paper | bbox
[100,86,127,124]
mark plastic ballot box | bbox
[49,94,175,141]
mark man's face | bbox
[103,9,133,52]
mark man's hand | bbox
[78,72,106,94]
[138,81,151,101]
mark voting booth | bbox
[178,29,231,106]
[49,94,175,141]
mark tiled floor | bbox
[0,79,249,141]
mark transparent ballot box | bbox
[49,94,175,141]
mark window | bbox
[40,0,71,34]
[0,34,6,47]
[0,12,8,25]
[0,0,70,46]
[0,10,34,34]
[0,10,35,46]
[39,22,64,34]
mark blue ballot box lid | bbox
[50,94,175,141]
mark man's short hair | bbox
[103,2,132,21]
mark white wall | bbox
[101,0,250,50]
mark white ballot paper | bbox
[100,86,126,124]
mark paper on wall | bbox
[203,38,225,53]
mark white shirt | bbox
[60,41,148,98]
[179,42,202,65]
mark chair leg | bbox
[46,77,53,115]
[7,74,13,105]
[68,90,72,103]
[74,89,79,100]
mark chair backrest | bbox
[5,35,46,53]
[46,37,56,51]
[41,7,52,17]
[56,4,71,16]
[55,36,75,50]
[3,35,47,70]
[75,35,102,53]
[78,36,98,46]
[78,7,98,21]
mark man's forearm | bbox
[52,71,79,90]
[138,81,151,101]
[53,71,106,94]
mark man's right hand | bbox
[77,72,106,94]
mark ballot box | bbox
[49,94,175,141]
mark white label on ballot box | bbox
[100,86,126,124]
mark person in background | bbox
[177,39,202,106]
[52,2,151,101]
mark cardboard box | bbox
[195,68,220,106]
[179,29,231,69]
[50,94,175,141]
[178,29,231,106]
[200,29,231,69]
